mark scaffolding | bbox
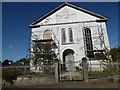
[30,30,60,66]
[82,22,107,59]
[82,22,110,71]
[29,22,109,72]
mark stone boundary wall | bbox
[14,75,55,86]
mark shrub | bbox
[107,77,114,83]
[74,66,80,71]
[118,79,120,82]
[2,68,21,85]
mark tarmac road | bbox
[2,80,119,88]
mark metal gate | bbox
[59,61,83,81]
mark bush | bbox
[74,66,80,71]
[107,77,114,82]
[2,68,21,85]
[33,72,54,76]
[118,79,120,82]
[103,64,119,74]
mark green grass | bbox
[88,71,105,74]
[30,72,54,76]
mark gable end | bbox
[29,2,109,28]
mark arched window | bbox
[69,28,73,43]
[43,30,52,40]
[84,28,94,58]
[61,28,66,44]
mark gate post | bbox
[82,57,89,83]
[54,59,59,83]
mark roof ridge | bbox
[65,2,109,19]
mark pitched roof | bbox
[29,2,109,27]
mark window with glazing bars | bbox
[68,28,73,43]
[84,28,94,58]
[62,28,66,44]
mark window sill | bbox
[62,42,75,45]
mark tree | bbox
[2,59,13,67]
[11,58,30,66]
[97,47,120,73]
[31,41,55,67]
[109,47,120,63]
[95,47,120,63]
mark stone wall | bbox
[14,75,55,86]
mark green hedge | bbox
[2,68,21,85]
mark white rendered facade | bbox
[29,3,110,71]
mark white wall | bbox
[31,21,110,70]
[37,6,100,26]
[31,5,110,71]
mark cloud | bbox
[8,44,15,49]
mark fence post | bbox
[54,60,59,83]
[82,57,89,83]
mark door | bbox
[65,54,75,71]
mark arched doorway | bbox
[62,49,75,71]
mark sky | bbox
[2,2,118,61]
